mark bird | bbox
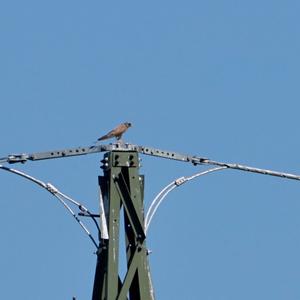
[97,122,132,142]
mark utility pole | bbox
[92,149,154,300]
[2,143,300,299]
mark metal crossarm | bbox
[0,143,208,165]
[2,143,300,182]
[3,146,107,164]
[135,145,208,164]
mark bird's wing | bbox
[97,123,127,141]
[97,130,114,141]
[113,124,127,136]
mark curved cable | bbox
[145,185,177,234]
[0,164,47,188]
[0,164,99,249]
[53,187,100,233]
[144,181,175,232]
[52,193,98,248]
[145,166,228,234]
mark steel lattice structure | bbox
[1,142,300,299]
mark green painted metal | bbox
[92,150,154,300]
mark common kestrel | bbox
[97,122,132,142]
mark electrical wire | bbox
[202,159,300,181]
[0,164,99,249]
[52,187,100,233]
[52,192,98,248]
[144,181,175,232]
[145,166,227,234]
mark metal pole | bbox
[92,150,154,300]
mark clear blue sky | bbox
[1,1,300,299]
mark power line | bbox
[0,164,99,249]
[202,159,300,181]
[145,166,227,234]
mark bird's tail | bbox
[97,135,108,141]
[90,134,109,148]
[98,132,115,141]
[90,138,103,149]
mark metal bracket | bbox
[0,143,208,166]
[2,143,300,182]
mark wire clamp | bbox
[46,183,58,194]
[174,177,186,186]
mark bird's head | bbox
[124,122,132,128]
